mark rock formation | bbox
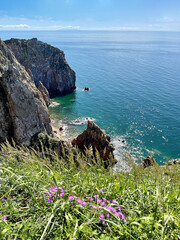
[143,155,158,169]
[84,87,89,91]
[0,39,52,146]
[5,38,76,97]
[30,132,67,157]
[72,121,117,167]
[38,81,50,107]
[167,158,180,166]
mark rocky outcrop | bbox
[5,38,76,97]
[0,39,52,146]
[72,121,117,167]
[30,132,68,157]
[167,159,180,166]
[38,81,50,107]
[143,155,158,169]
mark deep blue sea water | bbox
[1,31,180,168]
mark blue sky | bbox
[0,0,180,31]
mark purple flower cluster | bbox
[42,187,125,224]
[43,186,64,202]
[96,198,125,224]
[68,190,125,224]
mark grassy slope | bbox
[0,143,179,240]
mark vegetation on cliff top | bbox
[0,142,179,239]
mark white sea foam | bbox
[69,117,96,126]
[112,137,132,172]
[49,101,61,107]
[112,136,145,172]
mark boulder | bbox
[30,132,67,157]
[143,155,158,169]
[0,39,52,146]
[84,87,89,91]
[5,38,76,97]
[71,121,117,167]
[167,158,180,166]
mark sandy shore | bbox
[51,124,64,140]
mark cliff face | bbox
[0,39,52,146]
[5,38,76,97]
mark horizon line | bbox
[0,29,180,32]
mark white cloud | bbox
[49,25,80,30]
[0,24,30,28]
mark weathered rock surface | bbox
[30,132,68,157]
[0,39,52,146]
[167,158,180,166]
[5,38,76,97]
[38,81,50,107]
[72,121,117,167]
[143,155,158,169]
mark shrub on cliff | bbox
[0,142,179,239]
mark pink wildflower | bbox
[99,189,103,192]
[77,199,86,205]
[48,193,54,197]
[47,198,52,202]
[49,186,57,193]
[87,197,93,201]
[92,205,97,209]
[115,212,121,217]
[106,206,113,211]
[99,214,105,219]
[69,196,75,200]
[112,199,118,204]
[2,216,7,220]
[100,202,105,206]
[120,213,125,220]
[1,198,5,201]
[77,199,82,204]
[43,191,49,194]
[107,213,110,218]
[94,195,97,199]
[111,208,116,213]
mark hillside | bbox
[0,143,179,239]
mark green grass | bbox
[0,142,179,239]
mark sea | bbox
[1,30,180,170]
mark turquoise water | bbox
[1,31,180,166]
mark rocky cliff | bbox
[0,39,52,146]
[38,81,50,107]
[5,38,76,97]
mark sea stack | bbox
[72,121,117,167]
[5,38,76,97]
